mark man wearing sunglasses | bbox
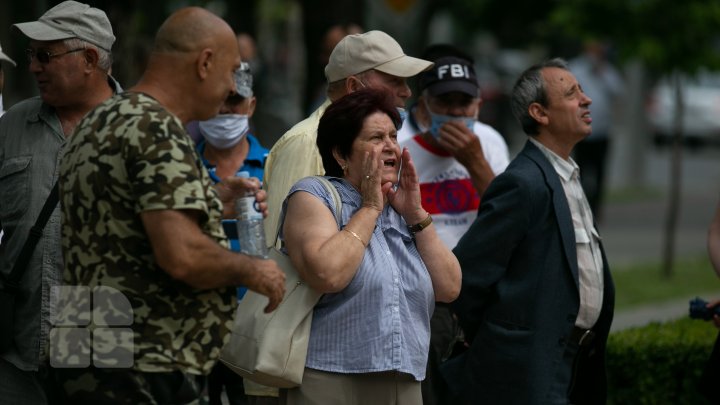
[0,1,119,403]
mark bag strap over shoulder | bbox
[273,176,343,247]
[2,181,59,291]
[313,176,343,229]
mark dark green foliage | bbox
[547,0,720,75]
[449,0,557,47]
[607,318,717,404]
[448,0,720,75]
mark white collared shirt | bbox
[530,138,604,328]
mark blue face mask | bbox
[423,99,474,139]
[427,113,474,140]
[396,107,408,129]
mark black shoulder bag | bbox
[0,181,59,353]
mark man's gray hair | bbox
[64,38,112,72]
[326,70,373,101]
[510,58,568,136]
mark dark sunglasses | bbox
[25,48,84,64]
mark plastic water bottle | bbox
[235,171,268,258]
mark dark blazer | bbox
[445,140,615,405]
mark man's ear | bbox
[83,48,99,72]
[345,76,364,94]
[246,96,257,118]
[528,102,549,126]
[196,48,213,80]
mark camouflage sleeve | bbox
[124,108,210,217]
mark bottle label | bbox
[235,196,263,221]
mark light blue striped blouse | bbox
[280,176,435,381]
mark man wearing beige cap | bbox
[0,42,16,117]
[263,30,433,244]
[0,1,120,403]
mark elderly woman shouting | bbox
[278,88,461,404]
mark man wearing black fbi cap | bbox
[397,45,509,405]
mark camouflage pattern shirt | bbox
[59,92,235,375]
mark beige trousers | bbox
[280,368,422,405]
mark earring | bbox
[341,164,348,175]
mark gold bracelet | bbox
[344,228,367,248]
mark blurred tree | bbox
[550,0,720,74]
[446,0,720,277]
[300,0,364,115]
[550,0,720,277]
[448,0,556,48]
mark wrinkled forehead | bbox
[542,67,577,94]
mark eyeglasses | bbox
[25,48,85,64]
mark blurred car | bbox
[646,70,720,147]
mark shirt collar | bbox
[244,134,267,167]
[196,134,267,173]
[529,137,579,182]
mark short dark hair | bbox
[510,58,569,136]
[317,88,400,177]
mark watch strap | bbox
[408,214,433,235]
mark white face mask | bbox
[199,114,250,149]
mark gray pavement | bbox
[602,146,720,267]
[611,295,717,332]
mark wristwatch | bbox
[408,214,433,235]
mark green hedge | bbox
[607,317,717,404]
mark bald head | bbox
[154,7,234,54]
[133,7,241,124]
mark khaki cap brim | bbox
[373,55,433,78]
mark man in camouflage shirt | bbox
[56,7,285,403]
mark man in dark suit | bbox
[445,58,615,405]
